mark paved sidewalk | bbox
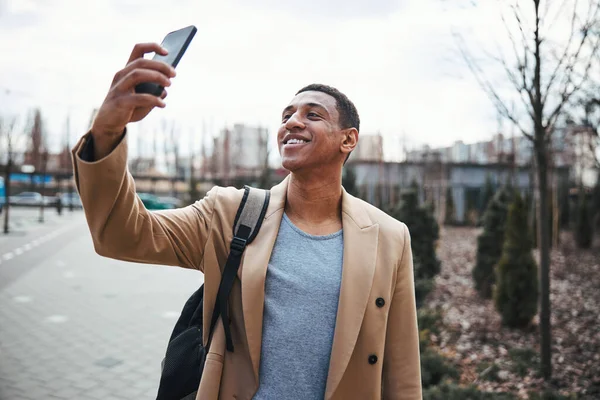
[0,218,203,400]
[1,206,68,231]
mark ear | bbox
[340,128,358,157]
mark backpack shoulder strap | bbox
[232,185,271,247]
[209,185,270,352]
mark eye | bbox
[282,114,291,122]
[307,112,320,118]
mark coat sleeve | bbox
[383,223,422,400]
[71,130,216,272]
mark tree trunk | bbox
[38,152,48,223]
[68,174,74,212]
[3,159,11,234]
[532,0,551,380]
[39,177,45,223]
[189,153,198,204]
[536,141,552,380]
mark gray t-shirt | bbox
[253,213,344,400]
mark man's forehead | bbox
[286,91,337,110]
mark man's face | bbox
[277,91,348,172]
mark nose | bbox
[284,111,305,131]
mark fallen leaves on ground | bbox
[426,226,600,399]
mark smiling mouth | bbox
[284,138,311,146]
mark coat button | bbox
[376,297,385,308]
[368,354,378,365]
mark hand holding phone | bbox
[135,25,197,96]
[90,26,197,160]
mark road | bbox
[0,208,203,400]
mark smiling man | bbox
[72,42,422,399]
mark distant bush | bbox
[342,166,359,198]
[476,362,502,382]
[480,174,496,217]
[508,347,538,377]
[574,191,593,249]
[421,349,461,388]
[593,178,600,230]
[423,382,516,400]
[418,309,443,353]
[473,187,512,298]
[419,329,431,354]
[391,183,441,280]
[527,390,578,400]
[495,193,539,328]
[418,308,442,335]
[415,278,435,309]
[388,182,441,307]
[445,187,456,225]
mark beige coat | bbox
[72,131,422,400]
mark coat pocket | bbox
[196,353,224,400]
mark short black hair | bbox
[296,84,360,133]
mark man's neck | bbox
[284,171,343,236]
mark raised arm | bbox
[71,42,213,271]
[72,131,216,271]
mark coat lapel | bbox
[325,189,379,399]
[241,176,288,383]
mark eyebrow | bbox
[282,102,330,117]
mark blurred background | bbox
[1,0,599,399]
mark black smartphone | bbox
[135,25,197,96]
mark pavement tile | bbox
[71,378,100,391]
[48,386,84,399]
[1,216,202,399]
[83,386,113,400]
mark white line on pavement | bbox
[45,315,69,323]
[0,223,80,267]
[13,295,32,303]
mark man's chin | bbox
[281,158,304,172]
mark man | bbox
[72,42,422,399]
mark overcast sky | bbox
[0,0,527,161]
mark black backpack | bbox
[156,186,271,400]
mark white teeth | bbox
[287,138,307,144]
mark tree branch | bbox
[543,0,580,99]
[547,32,600,128]
[545,1,600,128]
[543,0,570,32]
[454,31,534,141]
[503,4,537,120]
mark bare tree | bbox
[1,115,24,234]
[162,119,181,197]
[67,114,75,212]
[188,127,199,204]
[257,126,271,189]
[571,98,600,169]
[58,114,75,212]
[38,143,49,223]
[26,109,49,223]
[455,0,600,379]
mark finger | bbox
[127,42,168,65]
[117,93,166,109]
[115,68,172,93]
[118,58,176,83]
[160,89,168,100]
[113,58,175,86]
